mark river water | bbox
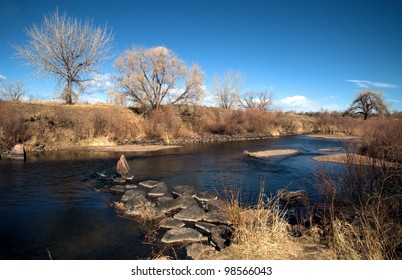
[0,135,346,259]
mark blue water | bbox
[0,135,346,259]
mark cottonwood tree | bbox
[113,46,204,110]
[239,90,274,111]
[213,70,243,109]
[0,80,26,101]
[14,10,113,104]
[346,89,389,119]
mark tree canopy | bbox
[346,90,389,119]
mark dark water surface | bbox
[0,135,345,259]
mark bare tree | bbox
[239,90,274,111]
[113,46,204,110]
[0,80,26,101]
[346,89,389,119]
[14,10,113,104]
[107,88,127,106]
[213,70,243,109]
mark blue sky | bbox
[1,0,401,111]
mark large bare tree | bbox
[346,89,389,119]
[114,46,204,110]
[14,10,113,104]
[213,70,243,109]
[0,80,26,101]
[239,90,274,111]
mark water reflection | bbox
[0,135,346,259]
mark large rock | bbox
[161,227,204,244]
[121,189,146,202]
[139,180,160,189]
[195,191,218,202]
[126,195,152,209]
[204,199,226,213]
[156,196,198,214]
[110,185,127,194]
[159,218,185,229]
[172,185,196,197]
[116,154,132,179]
[276,189,309,206]
[186,243,216,260]
[2,144,27,161]
[210,225,234,250]
[147,182,168,198]
[195,222,215,234]
[203,212,231,225]
[173,205,205,222]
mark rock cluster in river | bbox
[101,172,234,259]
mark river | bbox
[0,135,346,259]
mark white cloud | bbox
[0,74,6,81]
[281,95,309,108]
[278,95,341,112]
[81,73,114,96]
[347,79,397,89]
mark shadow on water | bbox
[0,135,346,259]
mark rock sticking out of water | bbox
[159,218,185,229]
[173,205,205,222]
[172,185,196,197]
[147,182,168,198]
[116,154,133,179]
[161,227,204,244]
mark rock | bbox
[121,189,146,202]
[110,185,126,194]
[126,195,152,209]
[157,197,181,214]
[113,178,126,184]
[204,199,226,213]
[172,185,196,197]
[195,222,215,234]
[210,225,234,250]
[195,191,218,202]
[11,144,26,157]
[125,184,137,190]
[147,182,168,198]
[161,227,204,244]
[116,154,132,179]
[173,205,205,222]
[276,189,309,206]
[139,180,160,189]
[186,243,216,260]
[176,196,199,209]
[159,218,185,229]
[203,212,231,225]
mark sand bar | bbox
[317,148,343,152]
[313,153,399,167]
[305,134,357,140]
[244,149,299,158]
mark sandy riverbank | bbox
[83,144,182,152]
[244,149,300,158]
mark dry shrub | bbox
[145,106,194,143]
[0,101,30,150]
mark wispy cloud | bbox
[0,74,6,81]
[281,95,309,108]
[81,73,113,96]
[347,79,397,89]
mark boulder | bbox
[276,189,309,206]
[195,222,215,234]
[203,212,231,225]
[110,185,126,194]
[176,196,199,209]
[125,184,138,190]
[147,182,168,198]
[186,243,216,260]
[173,205,205,222]
[2,144,27,160]
[194,191,218,202]
[210,225,234,250]
[139,180,160,189]
[159,218,185,229]
[116,154,133,179]
[126,195,152,209]
[172,185,196,197]
[204,199,226,213]
[161,227,204,244]
[121,189,146,202]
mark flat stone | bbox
[173,205,205,222]
[195,222,215,234]
[126,195,151,209]
[203,212,231,225]
[121,189,147,202]
[157,197,182,214]
[176,196,199,209]
[147,182,168,198]
[110,185,126,194]
[161,227,204,244]
[113,178,126,184]
[204,199,226,213]
[186,243,216,260]
[125,184,138,190]
[159,218,185,229]
[195,191,218,202]
[139,180,160,189]
[172,185,196,197]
